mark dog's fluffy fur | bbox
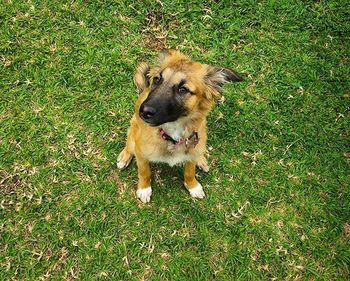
[117,50,242,202]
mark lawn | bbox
[1,0,349,280]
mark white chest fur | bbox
[150,150,196,166]
[161,121,188,141]
[146,120,199,166]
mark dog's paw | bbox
[188,183,206,199]
[197,156,209,173]
[136,186,152,203]
[117,149,133,169]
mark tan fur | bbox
[117,50,241,202]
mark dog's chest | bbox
[149,145,195,166]
[145,122,199,166]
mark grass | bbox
[0,0,349,280]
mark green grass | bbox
[1,0,349,280]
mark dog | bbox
[117,50,242,202]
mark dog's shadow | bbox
[105,158,210,203]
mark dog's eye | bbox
[178,86,188,94]
[153,75,161,85]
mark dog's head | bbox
[134,50,242,126]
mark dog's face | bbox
[134,50,242,126]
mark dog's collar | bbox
[160,128,199,147]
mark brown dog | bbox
[117,50,242,202]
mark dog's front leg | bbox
[184,161,205,199]
[135,154,152,203]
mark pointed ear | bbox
[205,66,243,92]
[134,62,150,93]
[203,66,243,102]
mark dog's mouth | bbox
[140,115,161,127]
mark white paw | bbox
[117,159,130,169]
[117,151,132,169]
[136,186,152,203]
[197,156,209,172]
[188,183,205,199]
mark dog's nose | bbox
[140,104,156,119]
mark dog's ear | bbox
[204,66,243,100]
[205,67,243,91]
[134,62,151,93]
